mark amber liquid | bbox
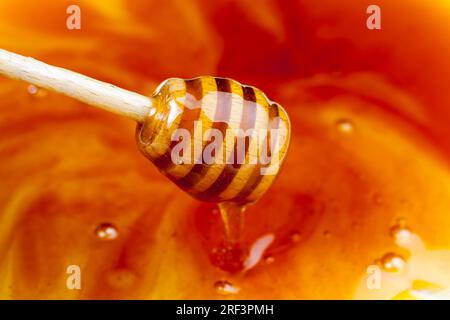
[1,0,450,299]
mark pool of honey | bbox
[1,0,450,299]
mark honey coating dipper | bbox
[0,49,291,271]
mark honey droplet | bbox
[389,218,412,247]
[336,119,354,133]
[95,223,118,240]
[390,225,411,242]
[380,252,406,273]
[27,84,48,98]
[289,230,301,242]
[214,280,240,295]
[264,255,275,264]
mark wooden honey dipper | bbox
[0,48,291,272]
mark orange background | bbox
[0,0,450,299]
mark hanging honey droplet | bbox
[95,223,118,240]
[214,280,240,295]
[210,202,248,273]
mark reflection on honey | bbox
[1,0,450,299]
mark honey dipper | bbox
[0,48,291,271]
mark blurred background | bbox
[0,0,450,299]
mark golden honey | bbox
[0,0,450,299]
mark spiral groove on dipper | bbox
[137,76,290,204]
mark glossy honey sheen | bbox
[136,77,291,204]
[1,0,450,300]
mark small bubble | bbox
[379,252,406,273]
[95,223,118,240]
[289,231,301,242]
[323,230,331,238]
[210,242,246,273]
[390,225,411,242]
[390,219,412,245]
[214,280,240,295]
[264,255,275,264]
[27,84,47,98]
[336,119,354,133]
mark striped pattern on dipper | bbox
[136,77,290,204]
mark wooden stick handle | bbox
[0,48,153,123]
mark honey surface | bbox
[1,0,450,299]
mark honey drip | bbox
[210,202,248,273]
[218,202,245,244]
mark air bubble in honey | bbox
[27,84,48,98]
[264,255,275,264]
[336,119,354,133]
[289,230,301,242]
[210,242,247,273]
[379,252,406,273]
[214,280,240,295]
[95,223,118,240]
[389,218,412,247]
[390,225,411,243]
